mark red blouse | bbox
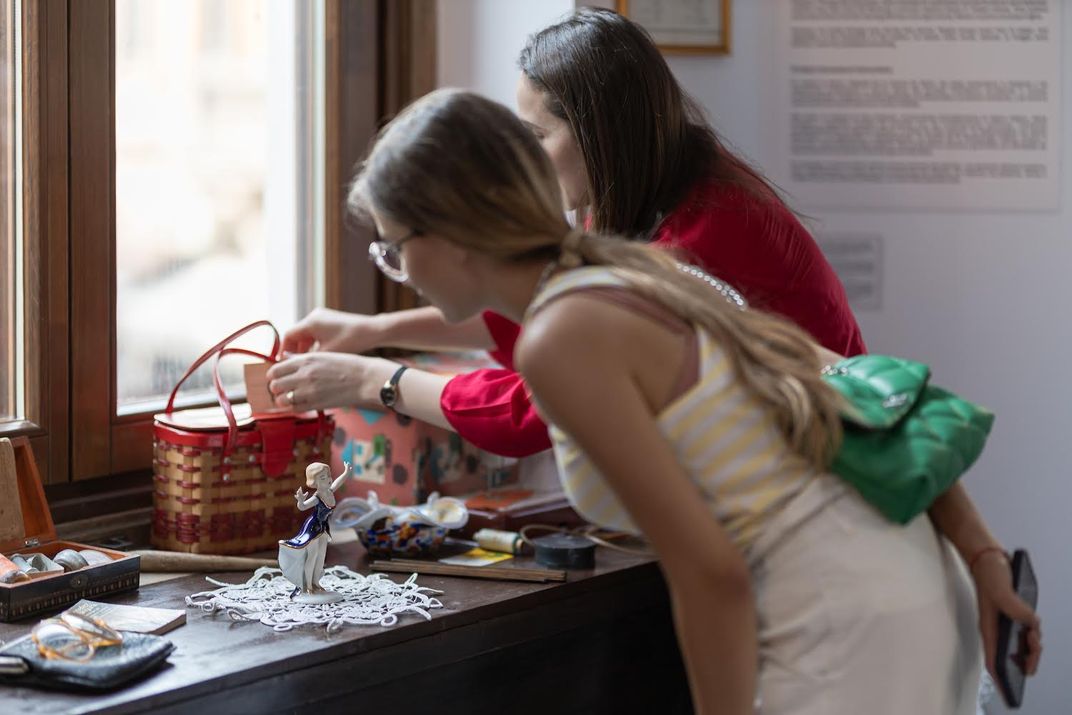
[440,180,866,457]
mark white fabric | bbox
[751,475,983,715]
[185,566,443,632]
[277,533,330,595]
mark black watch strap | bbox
[379,365,408,410]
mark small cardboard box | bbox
[329,352,519,506]
[0,438,140,622]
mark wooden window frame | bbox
[329,0,436,317]
[375,0,435,315]
[0,0,70,488]
[64,0,404,486]
[68,0,116,481]
[1,0,436,519]
[1,0,16,425]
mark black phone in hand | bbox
[994,549,1038,709]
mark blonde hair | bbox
[350,89,843,469]
[305,462,330,488]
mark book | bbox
[66,599,186,635]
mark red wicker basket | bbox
[151,321,334,554]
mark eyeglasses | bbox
[31,612,124,662]
[368,229,422,283]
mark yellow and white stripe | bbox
[530,267,820,554]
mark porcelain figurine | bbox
[277,461,353,604]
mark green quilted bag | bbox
[822,355,995,524]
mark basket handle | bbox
[212,347,279,457]
[164,321,330,470]
[163,320,281,415]
[212,346,331,471]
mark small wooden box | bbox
[0,437,140,622]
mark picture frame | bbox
[615,0,731,55]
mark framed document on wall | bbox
[615,0,730,55]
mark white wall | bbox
[680,5,1068,713]
[437,0,574,106]
[440,2,1069,712]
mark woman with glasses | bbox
[339,87,1039,714]
[265,8,862,456]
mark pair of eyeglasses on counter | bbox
[29,612,124,662]
[368,228,422,283]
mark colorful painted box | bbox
[329,352,519,506]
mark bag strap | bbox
[213,346,329,476]
[163,321,330,475]
[163,320,281,414]
[213,347,279,462]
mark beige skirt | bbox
[748,475,982,715]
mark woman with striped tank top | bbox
[348,89,1040,714]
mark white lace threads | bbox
[185,566,443,633]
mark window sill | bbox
[45,469,153,527]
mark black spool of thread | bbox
[532,533,596,569]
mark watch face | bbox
[380,366,406,410]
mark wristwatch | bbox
[379,365,409,410]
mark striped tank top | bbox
[526,266,829,557]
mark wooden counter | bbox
[0,542,692,714]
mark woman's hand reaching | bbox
[267,353,396,412]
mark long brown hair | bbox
[518,7,785,237]
[350,89,842,469]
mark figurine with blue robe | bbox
[278,461,353,604]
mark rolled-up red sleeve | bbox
[436,310,551,457]
[440,369,552,457]
[481,310,521,370]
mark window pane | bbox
[115,0,323,414]
[0,0,23,422]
